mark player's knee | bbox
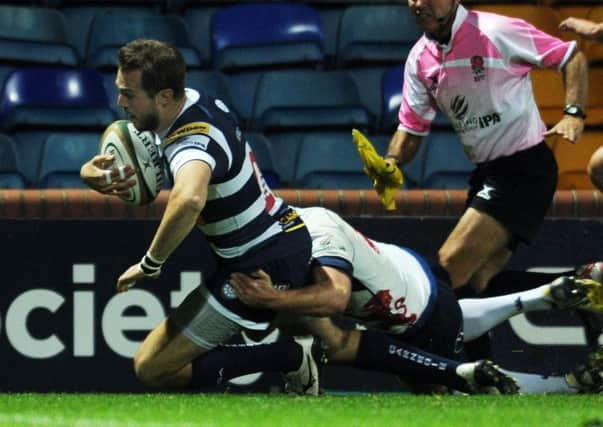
[134,354,165,388]
[437,247,472,288]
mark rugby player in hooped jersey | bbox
[80,39,325,393]
[378,0,589,293]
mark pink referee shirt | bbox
[399,5,576,163]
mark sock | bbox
[484,270,573,296]
[453,286,494,360]
[190,341,302,388]
[459,285,553,342]
[501,369,576,394]
[353,330,469,391]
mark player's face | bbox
[408,0,457,36]
[115,68,160,132]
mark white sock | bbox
[460,285,552,341]
[501,369,576,394]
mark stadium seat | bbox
[294,132,387,189]
[85,11,203,69]
[186,70,237,117]
[531,69,565,126]
[336,5,421,67]
[0,5,78,66]
[246,132,281,189]
[61,4,160,62]
[0,133,26,189]
[0,67,114,185]
[316,7,343,67]
[182,6,219,65]
[211,3,325,125]
[552,131,602,190]
[0,67,114,131]
[251,70,372,132]
[37,132,100,188]
[211,3,324,71]
[337,5,421,126]
[422,132,473,189]
[251,70,372,184]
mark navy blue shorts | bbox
[206,208,312,324]
[399,281,465,361]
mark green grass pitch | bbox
[0,393,601,427]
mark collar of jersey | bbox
[157,87,200,141]
[423,4,468,55]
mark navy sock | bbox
[190,341,302,388]
[353,330,468,391]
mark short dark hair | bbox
[118,39,186,99]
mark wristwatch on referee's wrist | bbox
[563,104,586,119]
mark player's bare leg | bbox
[438,208,512,290]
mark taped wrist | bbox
[139,252,164,276]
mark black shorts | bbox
[206,209,312,324]
[399,281,465,361]
[467,142,558,244]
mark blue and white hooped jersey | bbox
[162,88,284,260]
[298,206,437,335]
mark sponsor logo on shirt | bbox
[450,95,501,133]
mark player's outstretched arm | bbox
[116,160,210,292]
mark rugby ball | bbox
[99,120,163,205]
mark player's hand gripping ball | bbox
[99,120,163,205]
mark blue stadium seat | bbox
[422,132,473,189]
[0,133,26,189]
[337,5,421,66]
[0,5,78,66]
[85,11,203,69]
[246,132,281,189]
[251,70,372,184]
[37,132,100,188]
[251,70,372,132]
[61,4,160,62]
[0,67,114,186]
[182,6,219,66]
[186,70,237,117]
[0,67,114,131]
[211,3,324,71]
[294,132,386,189]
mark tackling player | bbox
[230,206,603,394]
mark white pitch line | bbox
[0,414,219,427]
